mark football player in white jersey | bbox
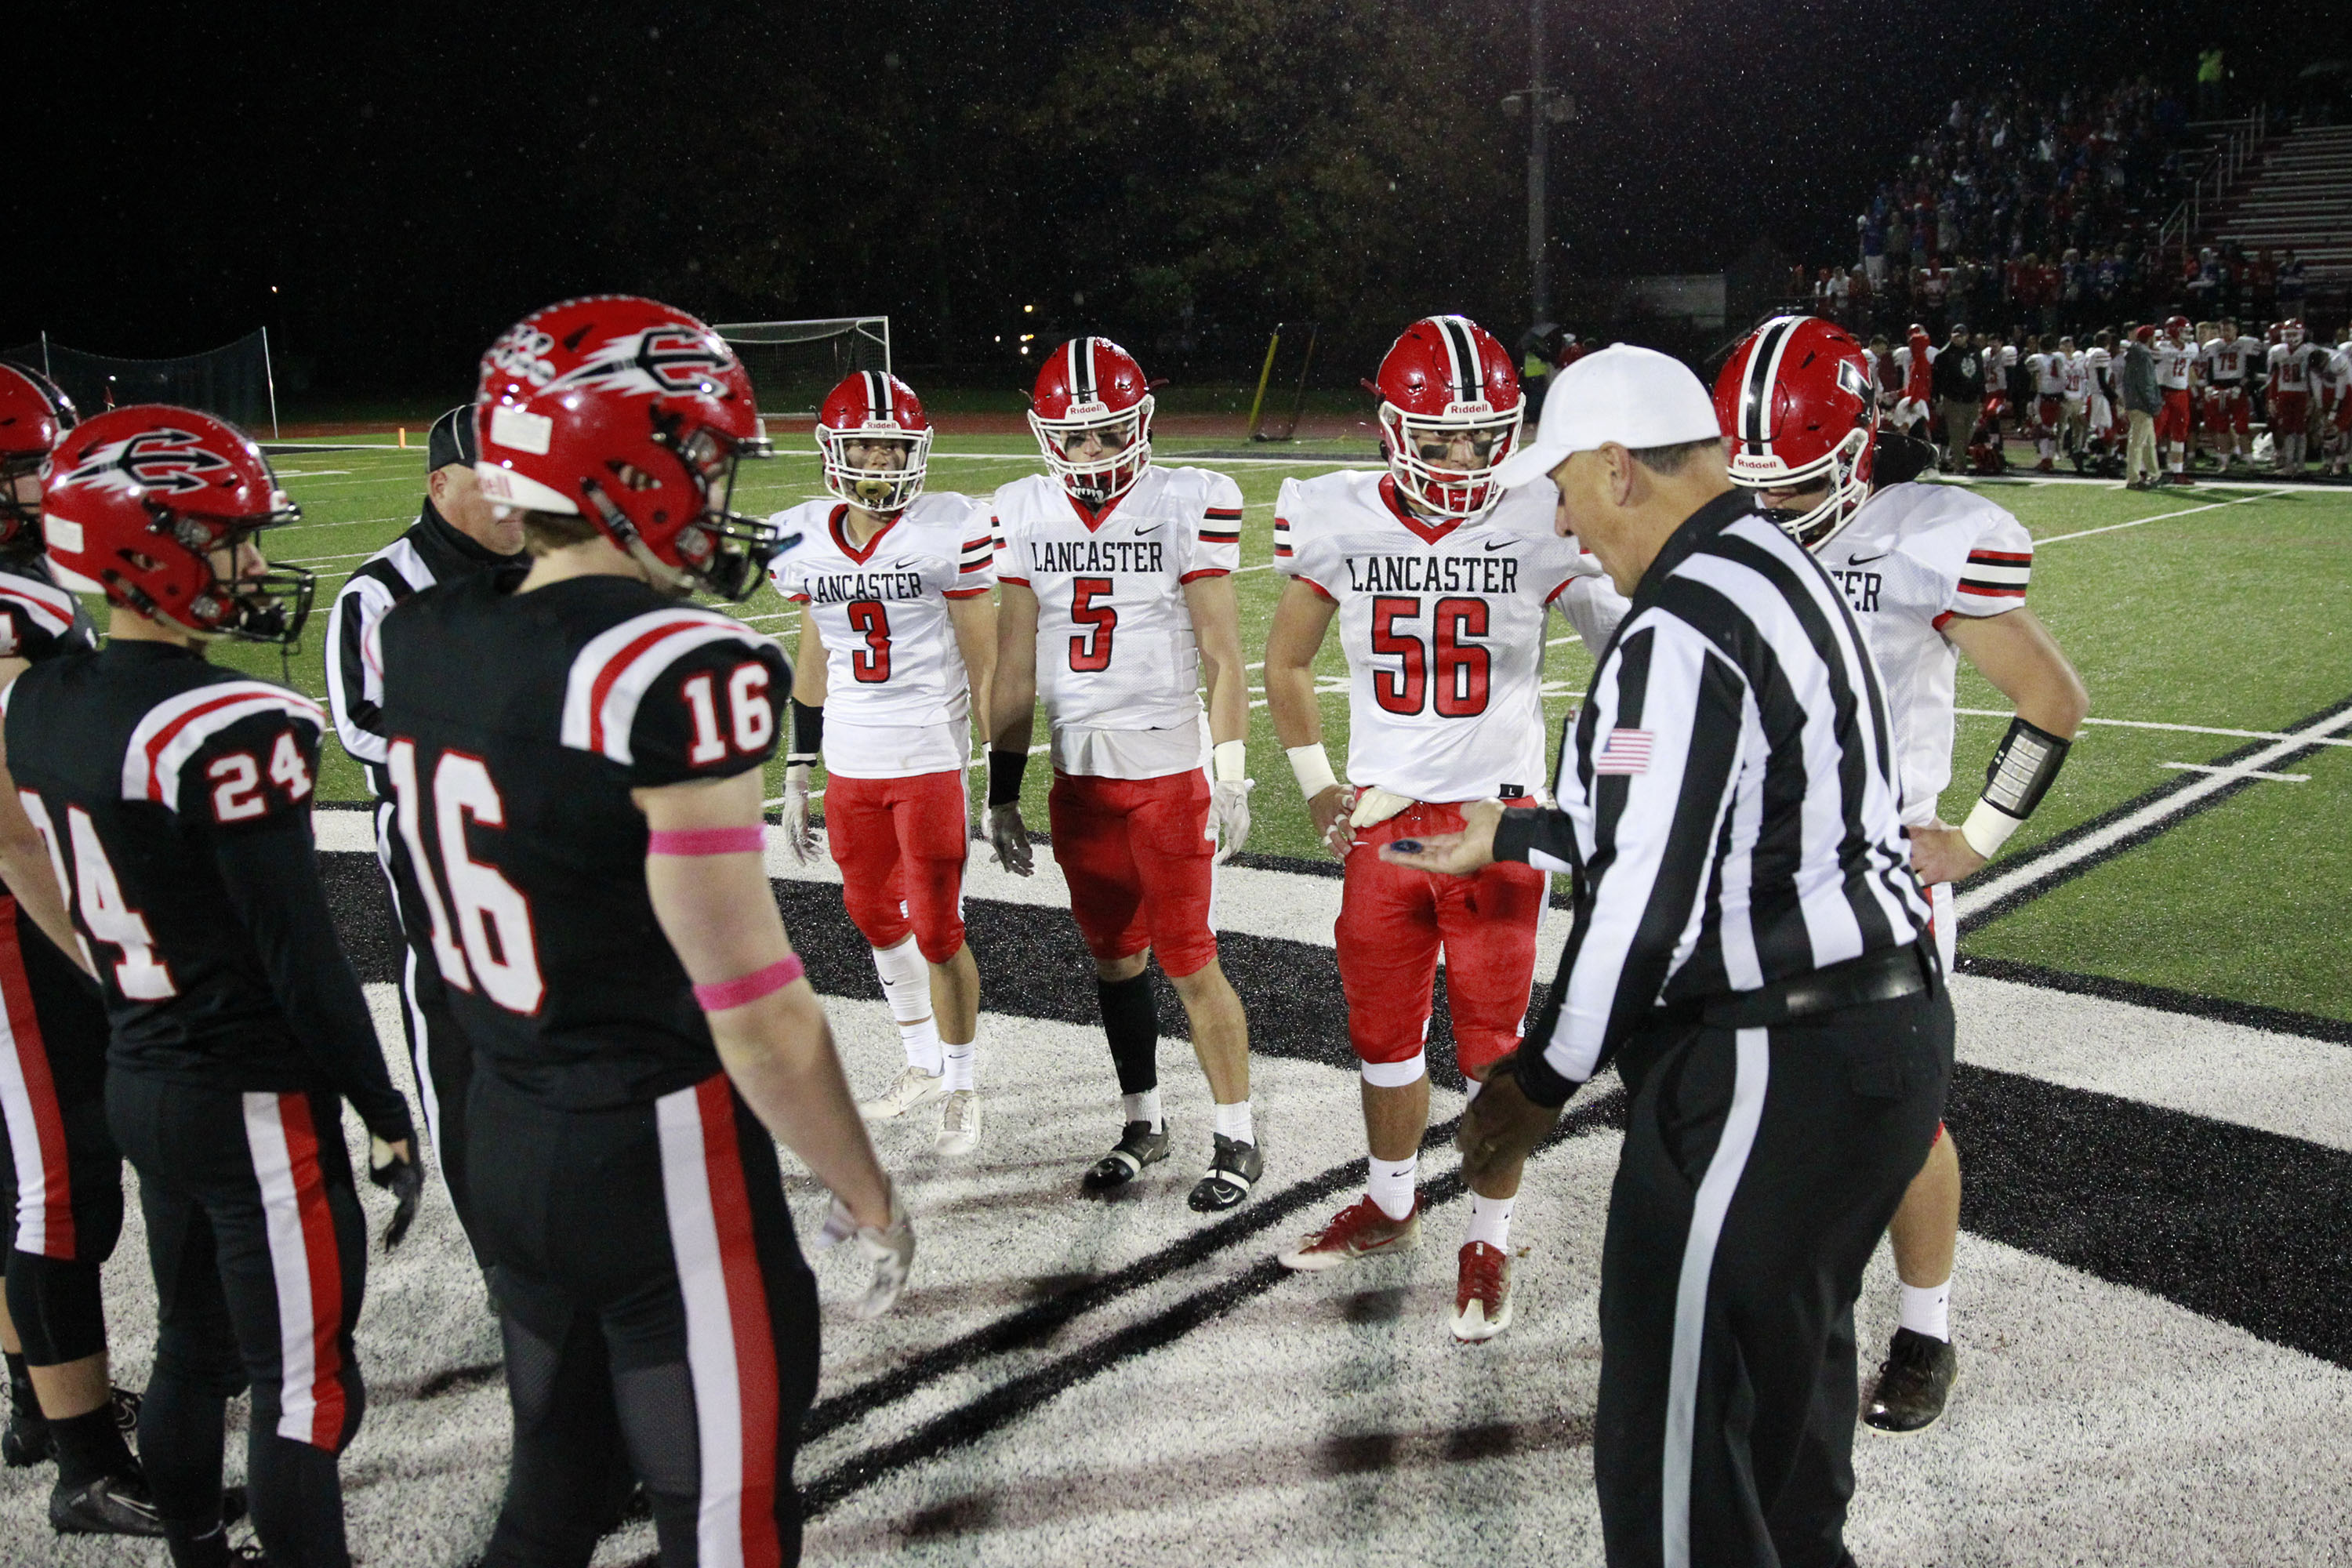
[2153,314,2198,485]
[2055,336,2089,466]
[1715,314,2088,1434]
[1262,317,1626,1340]
[2325,331,2352,477]
[2198,319,2256,471]
[2082,330,2118,472]
[986,337,1261,1211]
[2027,336,2067,471]
[772,373,996,1153]
[2267,320,2323,476]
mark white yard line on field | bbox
[2159,761,2309,783]
[1955,702,2352,920]
[1953,708,2352,749]
[2033,491,2274,544]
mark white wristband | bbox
[1213,739,1248,783]
[1959,797,2023,859]
[1286,742,1339,799]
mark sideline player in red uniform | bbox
[12,405,418,1566]
[1265,317,1624,1340]
[773,373,995,1155]
[2153,314,2198,485]
[379,297,910,1564]
[1715,313,2088,1435]
[2267,319,2324,475]
[986,338,1261,1211]
[0,364,158,1534]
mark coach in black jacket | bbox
[321,405,524,1272]
[1385,347,1953,1568]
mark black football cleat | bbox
[1863,1327,1958,1434]
[1186,1134,1263,1212]
[50,1470,165,1536]
[1082,1120,1170,1192]
[4,1401,52,1467]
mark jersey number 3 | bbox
[387,739,546,1014]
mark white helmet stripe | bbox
[1071,338,1096,402]
[1742,315,1802,449]
[1434,315,1479,404]
[866,370,890,422]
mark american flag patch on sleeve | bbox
[1595,728,1653,775]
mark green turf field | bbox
[238,438,2352,1022]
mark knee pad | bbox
[4,1251,107,1364]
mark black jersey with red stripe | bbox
[1,641,412,1140]
[374,572,790,1111]
[0,554,97,664]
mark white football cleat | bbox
[935,1091,982,1156]
[859,1066,947,1120]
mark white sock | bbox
[1465,1193,1514,1250]
[1367,1154,1417,1221]
[1213,1101,1254,1145]
[871,939,942,1076]
[1121,1087,1162,1131]
[1462,1076,1484,1103]
[1899,1278,1952,1342]
[943,1034,976,1093]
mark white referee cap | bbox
[1495,344,1722,488]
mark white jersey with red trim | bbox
[1274,471,1608,803]
[2155,339,2197,390]
[1816,481,2033,826]
[2060,353,2088,399]
[992,464,1242,778]
[2203,335,2259,386]
[2269,341,2323,396]
[769,491,992,779]
[2030,353,2067,397]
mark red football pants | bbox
[2155,389,2193,445]
[1338,800,1546,1083]
[1047,769,1218,978]
[825,768,969,964]
[2206,387,2249,435]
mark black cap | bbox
[426,405,478,473]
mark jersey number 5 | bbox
[1370,596,1490,717]
[1069,576,1117,672]
[387,739,546,1014]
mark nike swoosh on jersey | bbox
[1845,550,1892,566]
[1483,537,1514,550]
[1131,524,1163,536]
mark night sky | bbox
[14,0,2274,398]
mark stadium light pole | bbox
[1501,0,1577,326]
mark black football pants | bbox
[376,802,488,1270]
[109,1072,370,1567]
[470,1068,820,1568]
[1594,984,1953,1568]
[0,895,124,1367]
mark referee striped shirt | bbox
[1495,488,1929,1103]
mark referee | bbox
[1385,345,1951,1568]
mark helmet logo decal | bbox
[65,428,234,496]
[1835,358,1868,402]
[549,329,734,398]
[488,325,559,388]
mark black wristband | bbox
[986,748,1029,808]
[1512,1044,1581,1111]
[789,699,823,764]
[1982,716,2071,819]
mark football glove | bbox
[1210,776,1254,864]
[779,764,817,865]
[367,1136,423,1251]
[987,804,1033,877]
[815,1185,916,1319]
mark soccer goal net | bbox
[2,328,280,437]
[1247,321,1319,441]
[711,317,891,422]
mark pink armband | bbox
[692,953,805,1011]
[648,826,765,857]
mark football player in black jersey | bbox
[3,404,417,1568]
[0,363,159,1534]
[377,296,911,1566]
[322,402,526,1284]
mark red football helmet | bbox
[1712,314,1876,550]
[818,371,932,515]
[2164,314,2190,342]
[2282,318,2307,349]
[0,361,78,546]
[474,295,774,599]
[1029,337,1154,505]
[41,405,312,643]
[1369,314,1523,520]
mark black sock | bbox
[4,1351,38,1436]
[249,1432,349,1568]
[50,1403,136,1487]
[1097,974,1160,1098]
[163,1519,232,1568]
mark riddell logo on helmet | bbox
[1443,399,1495,417]
[62,430,233,495]
[1066,397,1109,417]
